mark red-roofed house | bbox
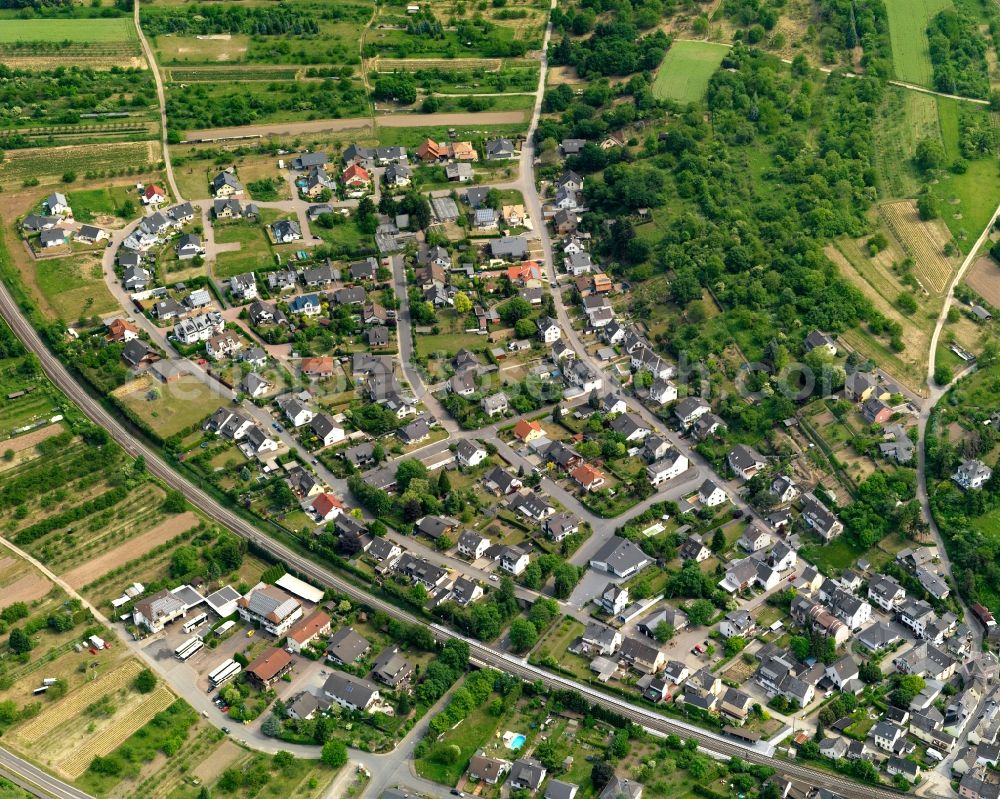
[417,138,447,162]
[506,261,542,287]
[513,419,545,443]
[571,463,606,492]
[311,492,344,522]
[106,318,139,343]
[301,356,335,378]
[143,184,166,205]
[286,610,332,654]
[342,164,371,189]
[246,647,293,688]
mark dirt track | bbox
[61,511,199,588]
[185,110,529,140]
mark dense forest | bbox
[927,9,990,99]
[550,18,670,77]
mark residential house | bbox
[310,413,345,447]
[455,438,488,468]
[485,138,517,160]
[589,536,652,579]
[698,479,728,507]
[371,646,412,688]
[728,444,766,480]
[954,459,993,490]
[805,330,837,356]
[286,610,332,654]
[800,493,843,540]
[212,170,243,198]
[327,627,371,665]
[237,585,303,636]
[509,759,546,792]
[674,397,711,428]
[322,672,380,712]
[571,463,606,492]
[229,272,258,301]
[271,219,302,243]
[457,530,490,560]
[597,583,629,616]
[647,449,688,486]
[246,648,293,689]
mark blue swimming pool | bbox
[508,734,526,750]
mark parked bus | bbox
[209,660,241,687]
[174,636,199,657]
[214,620,236,637]
[177,638,205,661]
[175,637,203,661]
[208,658,237,683]
[182,613,208,634]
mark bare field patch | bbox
[4,423,65,454]
[155,34,250,63]
[192,739,243,784]
[546,65,581,85]
[0,571,52,604]
[965,256,1000,307]
[63,511,200,588]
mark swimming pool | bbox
[506,733,526,750]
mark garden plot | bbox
[61,511,200,589]
[59,686,176,778]
[878,200,956,296]
[12,661,180,782]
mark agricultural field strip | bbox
[879,201,954,294]
[16,661,144,742]
[0,141,160,186]
[42,492,167,570]
[0,19,137,43]
[59,686,176,777]
[884,0,953,87]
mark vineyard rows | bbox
[17,661,143,742]
[60,686,176,778]
[0,141,160,186]
[371,56,503,72]
[879,201,954,296]
[168,66,301,82]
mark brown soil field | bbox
[965,256,1000,307]
[6,423,65,454]
[192,740,243,784]
[62,511,199,588]
[2,571,53,603]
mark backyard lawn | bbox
[34,254,118,323]
[118,375,225,438]
[213,222,276,278]
[415,699,503,785]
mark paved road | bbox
[0,748,93,799]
